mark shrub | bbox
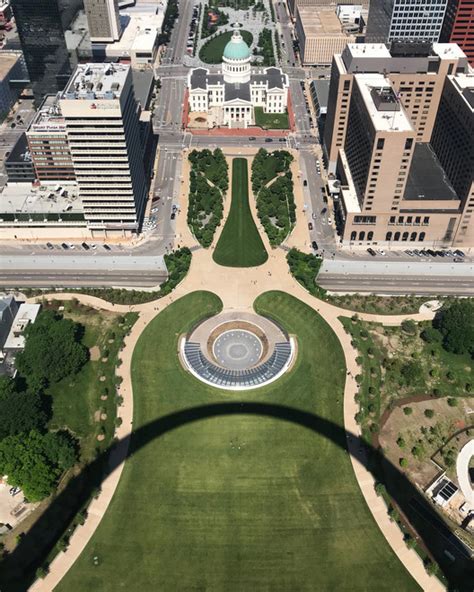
[403,406,413,416]
[399,457,408,468]
[424,409,435,418]
[404,534,416,549]
[447,397,458,407]
[375,482,386,497]
[400,361,423,386]
[401,319,417,335]
[420,326,442,343]
[424,560,438,576]
[36,566,49,579]
[396,436,406,448]
[411,445,423,459]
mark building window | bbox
[386,231,392,241]
[358,231,365,241]
[376,138,385,150]
[405,139,413,150]
[423,216,430,225]
[419,232,425,242]
[402,232,409,241]
[350,231,356,241]
[410,232,417,241]
[394,232,401,241]
[367,231,374,241]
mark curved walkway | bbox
[28,207,441,591]
[456,440,474,506]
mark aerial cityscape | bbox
[0,0,473,590]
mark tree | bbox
[424,409,435,419]
[401,319,417,335]
[400,361,423,386]
[0,430,77,502]
[420,326,442,343]
[434,300,474,355]
[15,310,88,385]
[0,387,46,440]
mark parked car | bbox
[327,217,332,225]
[61,242,69,250]
[377,249,386,256]
[46,242,54,250]
[321,207,327,214]
[170,211,176,220]
[9,486,21,496]
[308,222,313,230]
[103,244,111,251]
[81,242,90,250]
[248,136,256,141]
[453,257,464,262]
[312,212,316,220]
[454,249,465,257]
[367,248,376,256]
[264,138,273,143]
[312,240,318,250]
[405,250,414,256]
[303,179,308,187]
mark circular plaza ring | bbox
[179,311,296,391]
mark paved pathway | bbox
[28,160,443,591]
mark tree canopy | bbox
[434,300,474,356]
[0,429,77,501]
[0,382,46,440]
[15,310,88,384]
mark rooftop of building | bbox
[0,51,19,81]
[28,95,66,133]
[4,303,41,351]
[345,43,391,59]
[449,73,474,111]
[432,43,467,60]
[404,143,459,202]
[297,6,346,36]
[97,11,164,56]
[62,63,130,100]
[0,182,82,216]
[355,74,413,132]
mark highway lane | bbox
[319,274,474,296]
[0,270,167,288]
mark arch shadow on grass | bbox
[1,402,473,591]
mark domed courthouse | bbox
[188,25,289,128]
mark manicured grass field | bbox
[254,107,290,129]
[57,291,418,592]
[213,158,268,267]
[199,30,253,64]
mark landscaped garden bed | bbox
[251,148,295,246]
[188,149,228,247]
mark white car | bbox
[378,249,386,256]
[327,217,332,225]
[68,244,75,250]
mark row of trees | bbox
[252,149,296,246]
[157,0,178,46]
[251,148,293,194]
[0,311,88,500]
[254,29,275,66]
[257,174,296,245]
[188,149,228,248]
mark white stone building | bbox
[187,26,289,128]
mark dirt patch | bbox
[379,397,474,488]
[89,346,100,361]
[94,410,101,423]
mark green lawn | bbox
[199,30,253,64]
[254,107,290,129]
[213,158,268,267]
[57,291,418,592]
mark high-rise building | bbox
[59,63,148,235]
[366,0,449,43]
[441,0,474,66]
[10,0,83,103]
[84,0,122,42]
[26,96,76,182]
[430,74,474,246]
[324,42,473,247]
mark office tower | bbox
[10,0,83,103]
[84,0,122,42]
[323,42,473,247]
[431,74,474,246]
[441,0,474,65]
[366,0,449,43]
[26,96,76,181]
[59,63,148,235]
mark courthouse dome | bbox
[223,26,251,61]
